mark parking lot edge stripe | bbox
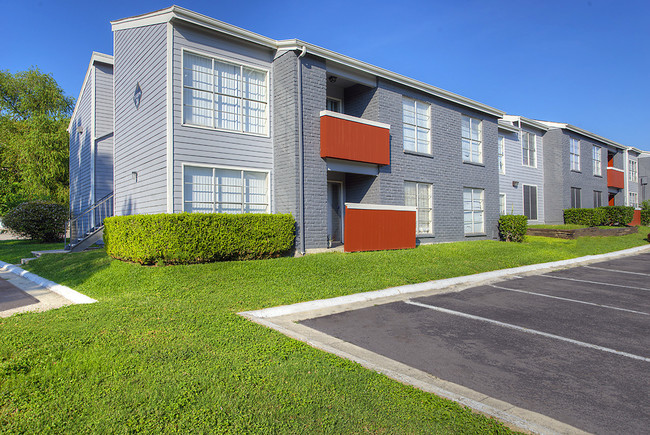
[539,274,650,291]
[404,300,650,363]
[582,265,650,277]
[488,284,650,316]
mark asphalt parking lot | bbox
[302,252,650,434]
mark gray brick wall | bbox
[639,155,650,202]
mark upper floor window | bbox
[461,115,482,164]
[404,181,433,234]
[570,138,580,171]
[522,131,536,167]
[498,135,506,174]
[593,146,602,176]
[403,98,431,154]
[629,159,638,182]
[183,165,269,214]
[326,97,342,113]
[183,52,268,135]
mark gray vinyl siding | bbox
[499,126,545,223]
[171,23,275,213]
[627,152,639,200]
[95,135,113,200]
[94,62,114,200]
[639,155,650,202]
[69,76,93,217]
[543,129,610,223]
[113,23,168,216]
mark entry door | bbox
[327,182,343,244]
[608,193,616,206]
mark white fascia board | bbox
[497,120,519,133]
[345,203,417,212]
[277,39,505,118]
[320,110,390,129]
[110,6,175,31]
[519,117,549,132]
[535,120,627,150]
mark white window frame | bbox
[593,145,602,176]
[629,192,639,208]
[499,193,506,215]
[498,135,506,175]
[404,181,433,234]
[570,138,581,171]
[461,115,483,164]
[181,49,270,136]
[326,97,343,113]
[522,184,538,221]
[402,97,431,154]
[629,159,638,182]
[463,187,484,234]
[182,163,271,214]
[522,131,536,168]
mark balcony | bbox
[320,111,390,166]
[607,167,625,189]
[344,204,416,252]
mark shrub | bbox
[1,200,68,242]
[641,199,650,211]
[498,215,528,242]
[563,208,606,226]
[104,213,295,265]
[600,206,635,226]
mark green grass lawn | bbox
[1,228,649,433]
[0,239,63,264]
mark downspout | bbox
[297,46,307,255]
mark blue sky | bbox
[2,0,648,151]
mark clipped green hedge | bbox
[498,215,528,242]
[104,213,295,265]
[640,210,650,226]
[564,206,634,226]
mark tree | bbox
[0,68,73,212]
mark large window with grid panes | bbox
[498,135,505,174]
[402,98,431,154]
[404,181,433,234]
[593,146,602,176]
[183,165,269,214]
[523,185,538,220]
[629,159,638,182]
[570,138,580,171]
[183,51,268,135]
[461,115,482,164]
[463,187,484,234]
[522,131,536,167]
[629,192,639,208]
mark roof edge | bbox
[536,120,627,150]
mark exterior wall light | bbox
[132,172,138,182]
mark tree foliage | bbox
[0,68,73,212]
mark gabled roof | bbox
[110,5,505,118]
[534,120,628,151]
[502,115,549,132]
[497,119,519,133]
[67,52,114,132]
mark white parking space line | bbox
[583,265,650,277]
[539,274,650,291]
[404,300,650,363]
[488,284,650,316]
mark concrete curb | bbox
[0,260,97,305]
[242,244,650,319]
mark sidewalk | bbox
[0,268,71,317]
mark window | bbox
[403,98,431,154]
[523,185,538,220]
[571,187,581,208]
[183,165,269,213]
[463,188,484,234]
[522,132,536,167]
[462,116,482,163]
[593,146,602,176]
[499,193,506,215]
[183,52,268,135]
[593,190,602,208]
[404,182,433,234]
[629,159,638,182]
[498,135,506,174]
[570,138,580,171]
[326,97,342,113]
[629,192,639,208]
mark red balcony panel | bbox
[320,112,390,166]
[344,204,415,253]
[607,167,625,189]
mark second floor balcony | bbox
[320,111,391,167]
[607,167,625,189]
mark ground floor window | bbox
[571,187,581,208]
[463,187,484,234]
[499,193,506,215]
[593,190,602,208]
[629,192,639,208]
[183,165,269,213]
[404,181,433,234]
[523,185,538,220]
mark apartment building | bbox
[68,6,645,253]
